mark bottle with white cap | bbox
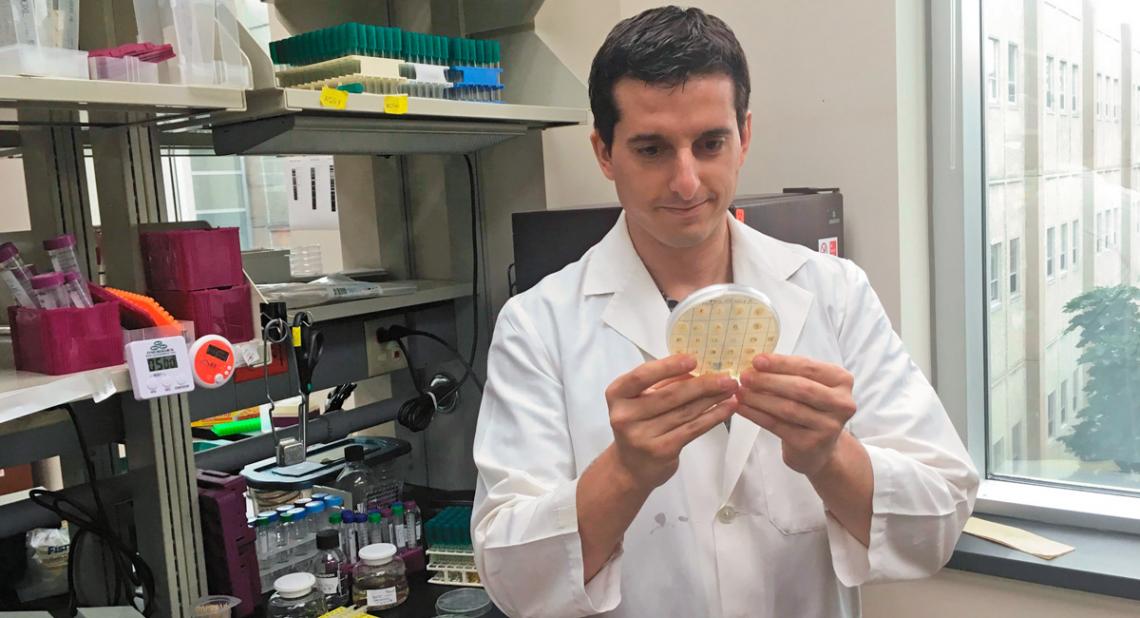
[352,543,408,611]
[268,572,327,617]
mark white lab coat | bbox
[472,212,978,618]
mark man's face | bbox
[592,74,751,251]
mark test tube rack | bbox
[424,506,481,587]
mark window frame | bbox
[987,36,1001,104]
[1059,59,1068,113]
[931,0,1140,535]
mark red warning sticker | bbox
[818,237,839,256]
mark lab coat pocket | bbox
[740,435,828,535]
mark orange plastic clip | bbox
[103,287,178,326]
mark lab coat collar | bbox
[583,210,813,501]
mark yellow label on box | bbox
[319,86,349,110]
[384,94,409,115]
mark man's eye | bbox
[637,146,661,157]
[702,139,725,152]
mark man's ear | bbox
[590,130,616,181]
[738,110,752,166]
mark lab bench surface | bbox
[252,572,505,618]
[373,572,505,618]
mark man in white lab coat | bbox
[472,6,978,617]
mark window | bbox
[1114,77,1121,120]
[987,37,1000,103]
[1072,220,1079,266]
[1060,222,1069,272]
[1046,56,1055,110]
[1008,43,1019,103]
[989,241,1003,307]
[1112,208,1119,247]
[1009,237,1020,296]
[1072,64,1080,112]
[1096,71,1103,117]
[1059,60,1067,111]
[291,169,298,200]
[940,0,1140,517]
[1012,421,1025,461]
[1061,380,1069,424]
[1046,226,1056,279]
[1073,368,1080,413]
[1096,212,1104,251]
[1047,391,1058,438]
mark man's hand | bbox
[735,354,857,479]
[606,354,739,490]
[578,354,738,583]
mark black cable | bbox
[392,155,484,432]
[463,154,480,376]
[28,404,156,616]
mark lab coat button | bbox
[717,505,736,524]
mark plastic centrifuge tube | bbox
[62,272,92,308]
[31,273,69,309]
[0,242,39,308]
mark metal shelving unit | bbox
[206,87,585,155]
[0,76,246,125]
[289,279,473,322]
[0,364,131,427]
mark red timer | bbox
[189,335,236,389]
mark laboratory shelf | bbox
[0,363,131,428]
[208,87,586,155]
[0,75,246,124]
[288,279,474,323]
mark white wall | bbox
[534,0,933,374]
[864,569,1140,617]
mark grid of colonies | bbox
[667,293,779,377]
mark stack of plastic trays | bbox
[424,506,480,587]
[0,0,87,78]
[274,55,404,94]
[88,55,160,83]
[269,25,506,103]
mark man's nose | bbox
[668,149,701,202]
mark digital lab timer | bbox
[125,336,193,400]
[189,334,236,388]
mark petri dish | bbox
[666,283,780,378]
[435,588,493,617]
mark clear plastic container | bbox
[405,500,422,548]
[0,242,39,308]
[193,594,241,617]
[335,445,380,511]
[88,55,160,83]
[43,233,81,278]
[275,511,295,567]
[391,503,408,548]
[665,283,781,378]
[352,543,408,611]
[435,588,493,617]
[256,511,279,562]
[311,529,350,610]
[62,272,91,308]
[0,43,86,77]
[268,572,326,618]
[287,507,311,563]
[31,272,68,309]
[304,501,326,534]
